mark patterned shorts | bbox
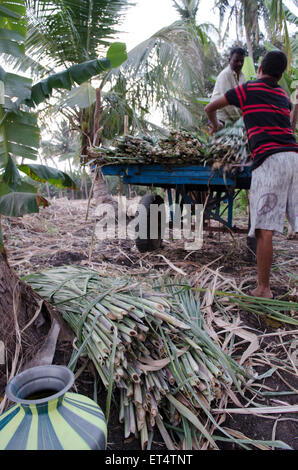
[248,152,298,237]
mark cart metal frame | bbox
[101,163,252,232]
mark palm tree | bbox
[104,0,221,132]
[264,0,298,64]
[0,1,129,388]
[15,0,133,207]
[12,0,221,208]
[22,0,221,133]
[215,0,297,61]
[215,0,264,58]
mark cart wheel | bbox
[135,194,165,253]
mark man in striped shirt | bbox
[205,51,298,299]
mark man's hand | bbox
[205,95,229,134]
[208,119,224,135]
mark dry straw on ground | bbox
[1,198,297,450]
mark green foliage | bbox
[23,0,133,68]
[0,183,39,216]
[18,163,77,189]
[107,42,129,68]
[242,56,256,81]
[264,41,297,99]
[23,169,93,200]
[233,189,249,216]
[24,45,127,107]
[107,18,221,133]
[0,0,26,55]
[216,0,297,63]
[0,1,128,227]
[0,110,40,166]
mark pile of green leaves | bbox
[25,265,293,451]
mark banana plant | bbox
[0,0,127,250]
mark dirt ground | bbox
[1,197,298,451]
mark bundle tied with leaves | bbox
[25,265,253,451]
[87,130,211,166]
[86,120,250,170]
[210,118,250,171]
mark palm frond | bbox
[23,0,133,68]
[103,19,221,132]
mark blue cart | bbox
[101,163,253,252]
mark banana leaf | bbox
[18,163,77,189]
[0,110,39,167]
[60,82,97,109]
[0,179,38,217]
[3,155,21,190]
[0,1,26,54]
[107,42,128,68]
[24,43,127,107]
[4,71,34,102]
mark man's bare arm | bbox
[205,96,229,133]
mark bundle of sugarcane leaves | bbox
[25,266,291,451]
[87,130,213,167]
[86,121,250,171]
[210,118,250,172]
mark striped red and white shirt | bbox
[225,78,298,170]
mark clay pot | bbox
[0,365,107,450]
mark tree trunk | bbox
[245,26,254,59]
[91,168,118,210]
[235,4,241,45]
[90,88,118,211]
[93,88,101,147]
[0,248,73,399]
[45,182,51,199]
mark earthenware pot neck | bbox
[5,365,74,410]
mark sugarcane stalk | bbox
[121,317,139,331]
[126,365,141,383]
[117,323,138,337]
[137,333,146,342]
[86,318,114,349]
[129,402,136,436]
[120,332,132,344]
[140,421,148,450]
[157,371,169,393]
[186,352,200,374]
[165,367,175,385]
[134,383,143,406]
[114,294,159,315]
[101,299,128,317]
[124,405,130,438]
[86,345,109,388]
[153,387,161,403]
[136,406,146,431]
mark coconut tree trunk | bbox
[245,25,254,59]
[235,3,242,46]
[0,248,46,390]
[0,243,72,399]
[90,88,118,210]
[91,168,118,209]
[93,88,101,147]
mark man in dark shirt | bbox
[205,51,298,299]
